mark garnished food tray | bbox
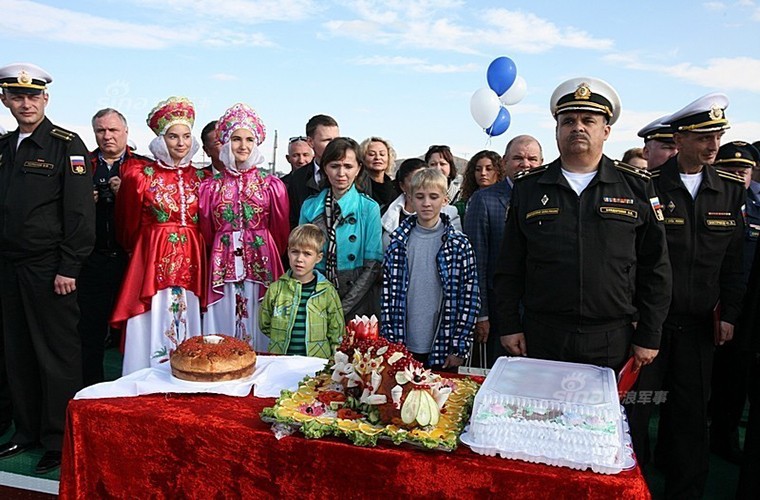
[261,371,479,451]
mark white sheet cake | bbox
[460,357,634,474]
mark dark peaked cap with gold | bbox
[715,141,760,169]
[664,92,730,133]
[638,115,674,144]
[550,77,621,125]
[0,63,52,95]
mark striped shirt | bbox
[286,276,317,356]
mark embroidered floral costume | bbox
[111,97,209,373]
[199,103,289,351]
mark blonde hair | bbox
[359,136,397,176]
[410,168,448,196]
[288,224,325,253]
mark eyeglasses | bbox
[289,136,308,144]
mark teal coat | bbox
[299,185,383,318]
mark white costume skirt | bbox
[122,287,202,376]
[203,281,266,352]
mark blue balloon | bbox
[486,107,511,136]
[487,56,517,96]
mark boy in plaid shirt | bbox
[381,168,480,369]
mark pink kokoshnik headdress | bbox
[216,103,267,175]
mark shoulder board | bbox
[50,127,75,142]
[514,164,549,181]
[648,167,662,179]
[613,160,651,180]
[715,167,746,184]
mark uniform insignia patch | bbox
[600,206,638,218]
[707,211,732,217]
[541,194,549,206]
[705,219,736,227]
[664,217,685,225]
[667,200,676,212]
[70,155,86,175]
[603,197,634,205]
[24,160,54,169]
[526,208,559,219]
[649,197,664,221]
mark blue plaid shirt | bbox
[381,213,480,366]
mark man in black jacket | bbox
[493,77,672,372]
[629,93,745,498]
[79,108,149,386]
[737,221,760,499]
[287,114,339,228]
[0,63,95,474]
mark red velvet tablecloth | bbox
[59,393,651,499]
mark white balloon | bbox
[499,76,527,106]
[470,87,501,129]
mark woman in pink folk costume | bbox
[112,96,209,374]
[199,103,289,351]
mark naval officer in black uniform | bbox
[629,93,745,498]
[492,77,672,372]
[0,63,95,474]
[637,116,678,171]
[709,141,760,464]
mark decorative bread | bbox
[170,334,256,382]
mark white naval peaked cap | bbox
[663,92,730,133]
[637,115,675,143]
[550,77,621,125]
[0,63,52,94]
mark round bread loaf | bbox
[170,334,256,382]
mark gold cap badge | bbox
[709,104,724,121]
[574,83,591,100]
[17,70,31,85]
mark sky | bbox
[1,0,759,175]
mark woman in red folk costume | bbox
[199,103,289,351]
[111,96,209,374]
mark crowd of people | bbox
[0,62,757,499]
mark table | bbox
[59,393,651,499]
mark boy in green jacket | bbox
[260,224,344,358]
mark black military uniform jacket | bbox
[493,155,672,349]
[0,117,95,277]
[743,184,760,280]
[651,156,745,324]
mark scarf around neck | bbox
[324,188,342,289]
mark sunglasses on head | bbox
[289,136,308,144]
